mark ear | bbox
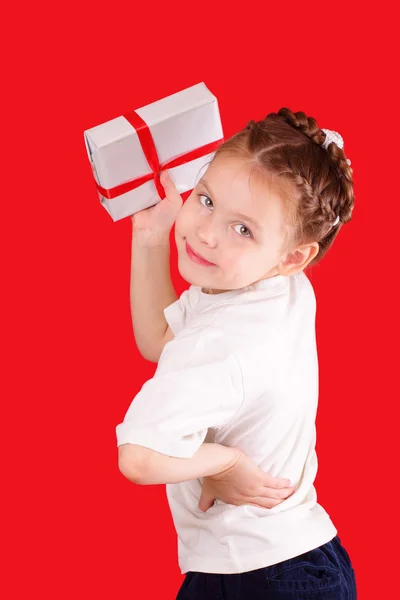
[277,242,319,276]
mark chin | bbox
[176,254,207,287]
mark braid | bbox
[274,107,355,229]
[323,143,354,225]
[276,108,325,146]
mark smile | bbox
[185,242,216,266]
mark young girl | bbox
[116,108,357,599]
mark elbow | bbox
[118,461,145,484]
[118,444,149,484]
[136,342,161,363]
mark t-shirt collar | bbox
[190,274,289,307]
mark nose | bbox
[195,216,218,247]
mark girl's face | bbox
[174,154,290,293]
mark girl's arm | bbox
[130,233,177,362]
[129,171,183,362]
[118,442,241,485]
[118,443,294,510]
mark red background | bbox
[3,1,397,598]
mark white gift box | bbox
[84,82,224,222]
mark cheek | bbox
[175,202,197,235]
[174,212,183,235]
[230,244,263,271]
[222,244,249,268]
[174,206,187,235]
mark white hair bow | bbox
[321,128,351,166]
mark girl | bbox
[116,108,357,599]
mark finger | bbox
[160,170,182,204]
[247,497,283,509]
[263,473,292,488]
[198,492,215,513]
[262,486,295,500]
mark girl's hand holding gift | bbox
[131,170,182,246]
[198,449,295,512]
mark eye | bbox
[198,194,252,238]
[233,224,252,238]
[198,194,214,209]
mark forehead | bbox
[198,154,287,225]
[202,154,255,195]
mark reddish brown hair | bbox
[211,108,355,266]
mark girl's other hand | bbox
[131,170,183,246]
[198,450,295,512]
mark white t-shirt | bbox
[115,271,337,574]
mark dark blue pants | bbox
[176,535,357,599]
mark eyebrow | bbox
[198,179,263,230]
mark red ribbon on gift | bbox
[94,111,224,200]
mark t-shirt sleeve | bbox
[163,289,190,335]
[115,327,243,458]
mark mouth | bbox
[185,241,216,266]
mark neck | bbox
[202,287,226,295]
